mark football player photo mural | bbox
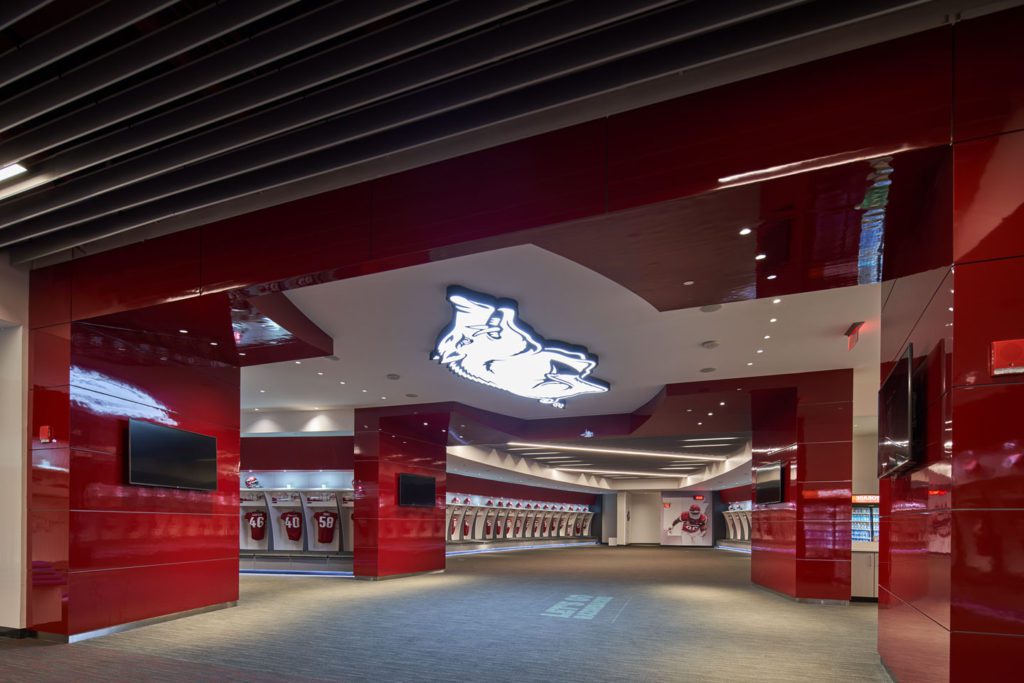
[661,495,712,547]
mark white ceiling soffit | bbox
[241,245,880,420]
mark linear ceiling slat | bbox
[0,0,56,33]
[0,0,298,132]
[0,0,429,167]
[0,0,177,91]
[0,0,732,235]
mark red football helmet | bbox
[689,504,702,521]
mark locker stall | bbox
[445,495,596,545]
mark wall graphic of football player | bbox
[661,497,712,546]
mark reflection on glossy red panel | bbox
[889,511,951,630]
[27,509,69,633]
[950,509,1024,636]
[953,6,1024,142]
[70,229,202,321]
[30,448,69,511]
[880,267,951,366]
[952,384,1024,509]
[66,558,238,635]
[952,257,1024,388]
[30,386,69,452]
[797,442,853,483]
[879,587,950,683]
[954,131,1024,264]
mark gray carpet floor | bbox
[0,546,885,682]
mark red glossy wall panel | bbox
[950,509,1024,636]
[953,6,1024,142]
[353,410,448,578]
[240,435,354,471]
[66,558,238,635]
[878,587,951,683]
[30,324,70,389]
[951,256,1024,389]
[69,229,202,321]
[28,264,71,329]
[950,631,1019,682]
[953,130,1024,264]
[717,484,750,505]
[952,383,1024,510]
[606,29,951,212]
[199,184,373,294]
[371,121,606,259]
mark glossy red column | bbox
[353,409,448,579]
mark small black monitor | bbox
[878,344,915,478]
[397,473,436,507]
[128,419,217,491]
[754,461,784,504]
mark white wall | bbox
[625,491,663,545]
[853,432,880,495]
[601,493,617,543]
[0,252,28,629]
[241,408,353,436]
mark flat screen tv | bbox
[754,461,784,504]
[128,419,217,491]
[397,473,436,508]
[878,344,915,478]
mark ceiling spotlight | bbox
[380,396,387,400]
[756,349,764,354]
[766,274,777,280]
[755,254,767,261]
[764,335,771,339]
[683,280,695,286]
[294,361,302,365]
[747,362,754,366]
[0,163,28,182]
[361,389,367,393]
[739,227,752,236]
[339,381,346,385]
[772,298,782,304]
[317,372,324,376]
[770,318,778,323]
[259,389,266,393]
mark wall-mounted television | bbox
[878,344,916,478]
[398,473,436,507]
[754,461,784,504]
[128,419,217,491]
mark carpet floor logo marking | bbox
[542,594,613,619]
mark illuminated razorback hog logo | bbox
[431,286,610,408]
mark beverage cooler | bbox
[852,502,880,542]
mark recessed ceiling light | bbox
[209,341,218,346]
[719,401,725,406]
[381,396,387,400]
[697,422,703,426]
[747,362,754,366]
[313,407,320,410]
[770,318,777,323]
[317,372,324,376]
[739,227,752,236]
[683,280,695,286]
[766,274,777,280]
[763,335,771,339]
[339,381,346,385]
[254,408,259,412]
[179,329,188,334]
[505,442,726,462]
[0,163,28,182]
[686,409,692,413]
[423,422,428,426]
[294,361,302,365]
[707,412,713,416]
[756,349,764,354]
[772,298,782,304]
[361,389,367,393]
[259,389,266,393]
[755,254,767,260]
